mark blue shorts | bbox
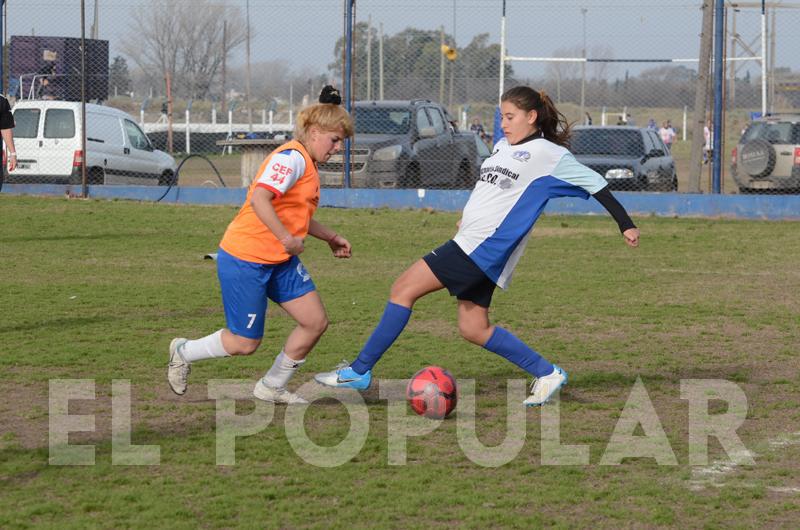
[217,248,316,339]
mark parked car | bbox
[6,100,177,185]
[317,99,481,189]
[570,125,678,191]
[731,113,800,193]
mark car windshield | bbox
[354,108,411,134]
[742,121,800,144]
[571,129,645,156]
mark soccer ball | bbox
[406,366,458,419]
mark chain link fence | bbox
[2,0,798,193]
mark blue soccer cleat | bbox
[314,361,372,390]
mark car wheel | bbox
[158,170,175,186]
[739,140,776,178]
[400,164,420,188]
[88,167,105,185]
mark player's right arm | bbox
[250,186,304,255]
[249,149,307,255]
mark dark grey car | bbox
[570,126,678,192]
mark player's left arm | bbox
[308,219,351,258]
[592,186,640,247]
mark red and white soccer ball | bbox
[406,366,458,419]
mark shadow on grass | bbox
[0,315,116,334]
[0,232,153,244]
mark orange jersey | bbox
[219,140,320,264]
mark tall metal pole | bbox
[245,0,253,132]
[366,15,372,100]
[378,22,384,100]
[448,0,456,111]
[712,0,724,194]
[0,0,5,94]
[580,8,587,122]
[498,0,506,104]
[81,0,88,197]
[343,0,354,188]
[760,0,766,115]
[439,26,445,104]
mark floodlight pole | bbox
[0,0,5,94]
[343,0,355,188]
[712,0,724,193]
[81,0,88,197]
[761,0,766,115]
[498,0,506,105]
[580,8,587,122]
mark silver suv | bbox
[732,114,800,193]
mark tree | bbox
[329,25,512,105]
[121,0,247,99]
[108,55,132,97]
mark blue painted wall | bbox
[2,184,800,220]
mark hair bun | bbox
[319,85,342,105]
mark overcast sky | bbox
[5,0,799,80]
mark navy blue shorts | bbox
[423,240,496,308]
[217,248,316,339]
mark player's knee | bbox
[305,314,329,337]
[389,279,414,305]
[459,323,489,345]
[230,336,261,355]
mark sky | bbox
[4,0,799,82]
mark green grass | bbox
[2,195,800,528]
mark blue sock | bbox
[483,327,553,377]
[350,302,412,375]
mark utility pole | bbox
[688,0,714,193]
[580,8,587,123]
[221,20,227,114]
[379,23,384,100]
[366,16,372,100]
[439,26,445,104]
[245,0,253,132]
[91,0,99,39]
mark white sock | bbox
[261,351,305,389]
[180,329,230,363]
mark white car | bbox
[6,100,177,185]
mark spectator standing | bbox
[470,117,487,142]
[659,121,676,151]
[1,94,18,175]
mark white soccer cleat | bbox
[523,365,567,407]
[253,379,308,404]
[167,338,191,395]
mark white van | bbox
[7,100,177,185]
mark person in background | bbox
[1,94,18,174]
[470,117,488,142]
[659,120,676,151]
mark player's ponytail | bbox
[501,86,571,148]
[295,85,353,142]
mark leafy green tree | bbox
[329,25,512,105]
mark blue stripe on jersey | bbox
[278,149,295,156]
[468,175,591,283]
[550,152,608,195]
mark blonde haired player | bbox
[168,86,354,403]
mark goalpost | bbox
[497,0,767,116]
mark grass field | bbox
[2,194,800,528]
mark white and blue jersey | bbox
[453,136,607,289]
